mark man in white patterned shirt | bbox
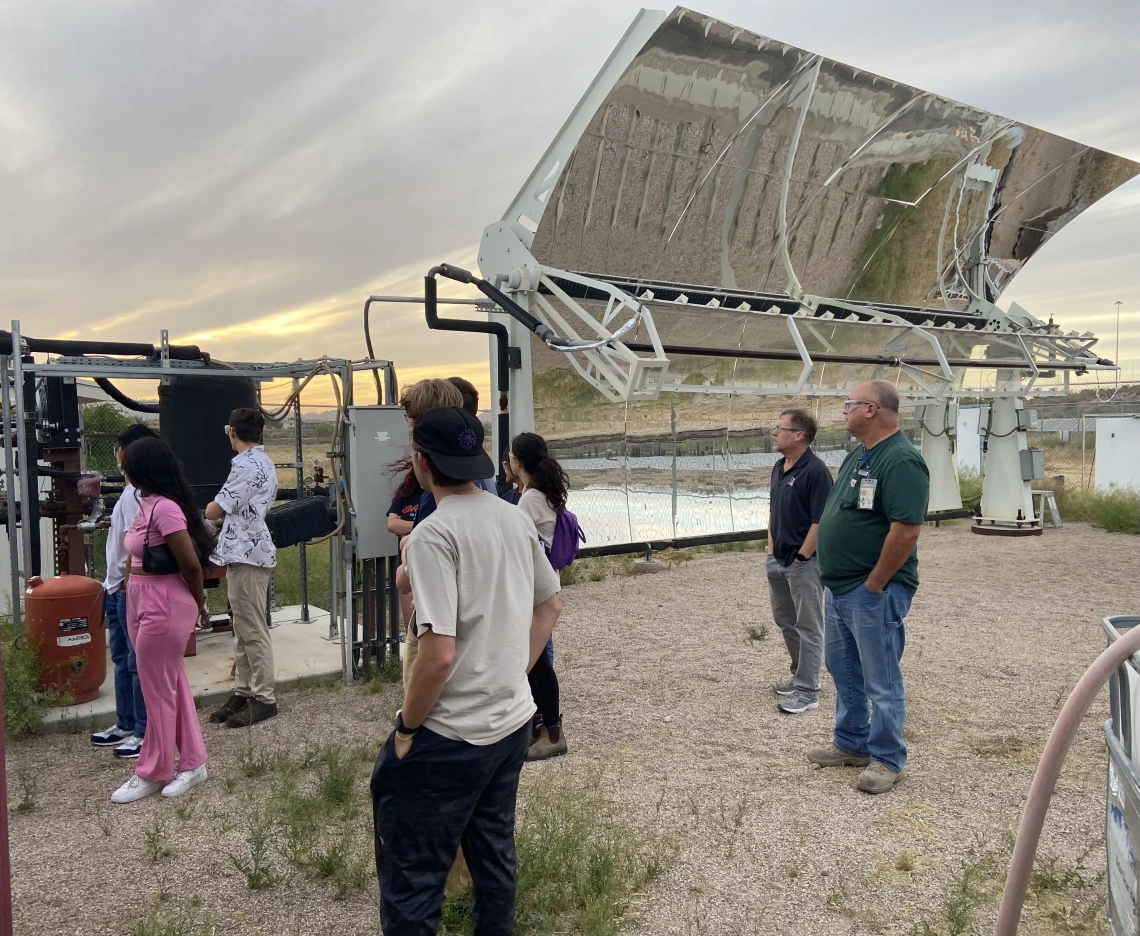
[206,407,279,727]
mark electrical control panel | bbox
[346,406,410,559]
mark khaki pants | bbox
[228,563,275,704]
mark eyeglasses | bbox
[771,426,800,435]
[113,444,122,454]
[843,400,876,413]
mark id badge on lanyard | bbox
[858,477,877,510]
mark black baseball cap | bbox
[412,406,495,481]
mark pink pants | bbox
[127,574,207,781]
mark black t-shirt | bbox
[768,448,834,565]
[387,490,422,526]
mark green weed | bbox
[310,842,370,899]
[144,814,175,863]
[2,625,69,739]
[440,771,664,935]
[230,802,284,890]
[319,746,357,808]
[744,624,768,645]
[1056,488,1140,534]
[130,897,212,936]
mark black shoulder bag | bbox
[141,500,214,574]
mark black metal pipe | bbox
[0,331,205,361]
[424,270,511,483]
[94,378,161,414]
[623,341,1092,373]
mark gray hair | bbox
[865,379,900,414]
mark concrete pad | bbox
[41,605,344,733]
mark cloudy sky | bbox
[3,0,1138,404]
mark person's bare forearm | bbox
[387,517,413,536]
[528,595,561,670]
[401,633,452,728]
[205,501,225,522]
[799,523,819,558]
[396,564,411,595]
[865,523,921,592]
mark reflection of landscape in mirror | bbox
[530,7,1139,309]
[523,6,1139,547]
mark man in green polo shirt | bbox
[809,379,929,794]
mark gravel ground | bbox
[7,521,1139,935]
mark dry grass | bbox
[6,521,1136,935]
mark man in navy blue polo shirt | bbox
[766,408,833,715]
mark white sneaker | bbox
[111,774,164,804]
[161,765,208,798]
[113,735,143,759]
[91,723,131,747]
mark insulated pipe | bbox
[424,269,511,483]
[0,331,205,361]
[993,621,1140,936]
[93,378,161,413]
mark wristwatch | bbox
[395,711,419,736]
[795,553,809,562]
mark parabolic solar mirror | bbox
[528,6,1140,309]
[513,6,1139,547]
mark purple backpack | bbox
[546,508,586,571]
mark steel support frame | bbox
[5,322,393,689]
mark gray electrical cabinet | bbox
[1019,447,1046,481]
[346,406,410,559]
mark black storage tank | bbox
[159,372,259,508]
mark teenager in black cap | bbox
[371,406,562,935]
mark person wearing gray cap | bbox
[370,406,563,935]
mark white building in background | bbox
[957,405,987,476]
[1095,416,1140,492]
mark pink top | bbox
[124,495,188,569]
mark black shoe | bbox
[225,699,278,728]
[209,693,250,724]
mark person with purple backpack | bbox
[505,432,584,761]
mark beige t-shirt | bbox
[518,487,558,549]
[404,491,561,745]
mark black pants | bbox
[527,652,560,727]
[371,722,530,936]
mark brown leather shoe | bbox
[856,762,902,794]
[807,744,871,768]
[527,726,568,761]
[209,692,249,724]
[224,698,279,728]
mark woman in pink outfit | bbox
[112,437,213,804]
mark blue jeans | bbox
[824,582,912,773]
[105,589,146,738]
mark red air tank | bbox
[24,574,106,705]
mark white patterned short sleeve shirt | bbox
[211,446,278,568]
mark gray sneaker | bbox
[777,690,819,714]
[773,678,796,696]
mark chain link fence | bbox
[76,388,1137,584]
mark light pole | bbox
[1115,300,1122,385]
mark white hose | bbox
[993,621,1140,935]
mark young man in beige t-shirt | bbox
[371,406,561,934]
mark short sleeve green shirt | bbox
[816,430,930,596]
